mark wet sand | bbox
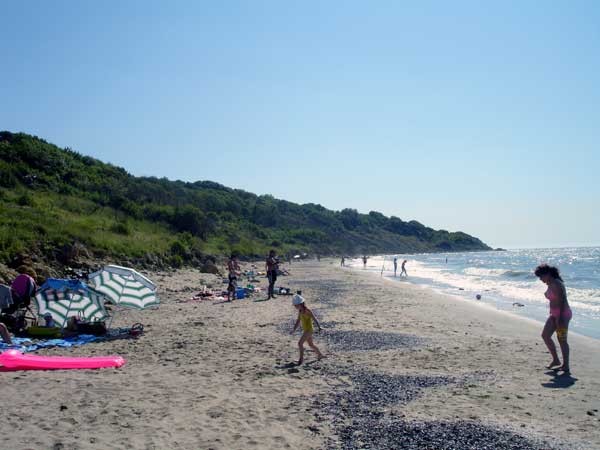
[1,260,599,449]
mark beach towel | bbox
[0,335,102,353]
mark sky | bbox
[1,1,599,249]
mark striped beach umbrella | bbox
[88,265,159,310]
[34,279,109,328]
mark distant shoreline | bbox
[343,247,600,341]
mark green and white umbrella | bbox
[34,279,109,328]
[88,265,159,310]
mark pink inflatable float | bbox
[0,350,125,371]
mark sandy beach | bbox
[2,260,599,449]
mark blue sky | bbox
[2,1,599,249]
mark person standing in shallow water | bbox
[393,257,398,277]
[340,256,345,267]
[266,250,279,300]
[535,264,572,373]
[400,260,408,277]
[362,255,368,268]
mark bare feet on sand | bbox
[546,360,561,369]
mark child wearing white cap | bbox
[291,291,324,365]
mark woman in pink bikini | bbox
[535,264,572,373]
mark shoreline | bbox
[302,260,600,449]
[1,260,599,449]
[347,251,600,341]
[374,269,600,345]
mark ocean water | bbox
[347,247,600,340]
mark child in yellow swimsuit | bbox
[291,291,324,365]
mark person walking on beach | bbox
[400,260,408,277]
[226,254,241,302]
[341,256,345,267]
[362,255,368,268]
[393,257,398,277]
[535,264,572,373]
[291,291,323,365]
[266,250,279,300]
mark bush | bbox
[170,240,188,257]
[17,193,35,207]
[0,161,18,188]
[172,206,209,237]
[110,221,132,235]
[170,254,183,268]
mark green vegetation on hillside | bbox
[0,132,490,269]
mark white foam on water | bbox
[345,251,600,339]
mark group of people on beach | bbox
[339,255,407,277]
[393,257,407,277]
[288,257,573,371]
[0,253,575,374]
[226,249,281,302]
[226,249,323,365]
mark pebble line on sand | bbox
[277,322,425,353]
[321,329,425,352]
[315,367,555,450]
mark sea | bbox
[347,247,600,340]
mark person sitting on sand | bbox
[7,268,37,313]
[400,260,408,277]
[291,291,324,365]
[535,263,572,373]
[63,316,82,338]
[266,250,279,300]
[0,322,12,344]
[227,254,241,302]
